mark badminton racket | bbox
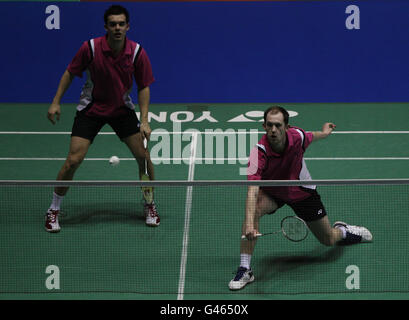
[141,138,153,204]
[241,216,308,242]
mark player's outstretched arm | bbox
[312,122,336,141]
[47,70,74,124]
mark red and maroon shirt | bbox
[248,126,316,203]
[67,35,154,117]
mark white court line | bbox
[1,131,409,135]
[0,132,73,134]
[1,157,409,161]
[177,132,198,301]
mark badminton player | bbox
[45,5,159,232]
[229,106,372,290]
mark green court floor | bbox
[0,102,408,300]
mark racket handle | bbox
[143,138,149,176]
[241,233,262,240]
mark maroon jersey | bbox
[248,126,315,203]
[67,35,154,117]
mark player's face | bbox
[105,14,129,42]
[263,111,288,145]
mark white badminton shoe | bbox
[229,267,255,290]
[333,221,372,244]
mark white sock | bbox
[336,226,347,239]
[50,192,64,211]
[240,254,252,270]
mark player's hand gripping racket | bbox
[141,138,153,204]
[241,216,309,242]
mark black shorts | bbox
[267,189,327,222]
[71,107,140,143]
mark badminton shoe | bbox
[144,201,160,227]
[229,267,255,290]
[333,221,372,244]
[45,209,61,233]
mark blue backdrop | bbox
[1,1,408,103]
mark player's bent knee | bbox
[132,145,150,162]
[65,155,84,171]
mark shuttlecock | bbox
[109,156,120,166]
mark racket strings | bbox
[281,217,308,241]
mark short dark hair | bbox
[264,106,289,125]
[104,5,130,24]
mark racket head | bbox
[280,216,309,242]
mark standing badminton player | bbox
[229,106,373,290]
[45,5,160,232]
